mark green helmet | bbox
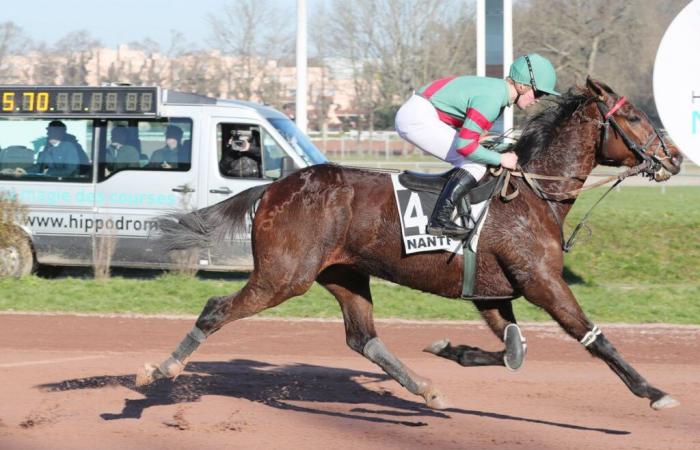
[509,53,560,96]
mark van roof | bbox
[163,90,287,120]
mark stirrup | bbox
[428,224,468,240]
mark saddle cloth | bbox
[390,173,490,255]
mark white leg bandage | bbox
[580,325,602,347]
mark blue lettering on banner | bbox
[1,188,176,206]
[693,110,700,135]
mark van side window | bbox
[217,123,262,179]
[261,128,295,179]
[99,118,192,180]
[0,118,93,182]
[216,123,295,180]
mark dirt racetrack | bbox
[0,313,698,450]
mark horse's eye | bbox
[628,115,641,123]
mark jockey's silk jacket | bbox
[417,76,509,165]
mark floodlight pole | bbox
[296,0,308,133]
[503,0,513,133]
[477,0,513,133]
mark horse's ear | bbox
[586,77,609,102]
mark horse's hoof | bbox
[423,339,450,355]
[651,395,680,410]
[135,363,161,387]
[422,387,449,410]
[503,324,526,372]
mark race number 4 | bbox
[403,192,428,234]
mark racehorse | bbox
[136,78,683,411]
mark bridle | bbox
[595,95,673,177]
[496,92,675,252]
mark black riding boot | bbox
[426,169,478,240]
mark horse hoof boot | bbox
[421,386,449,410]
[423,339,450,355]
[135,357,184,387]
[651,395,680,410]
[503,324,527,372]
[135,363,163,387]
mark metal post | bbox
[477,0,486,77]
[296,0,308,133]
[503,0,513,132]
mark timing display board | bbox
[0,86,159,116]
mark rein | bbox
[492,161,650,252]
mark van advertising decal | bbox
[0,187,177,207]
[24,213,159,235]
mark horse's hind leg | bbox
[522,273,678,410]
[424,300,527,371]
[135,273,310,386]
[317,266,448,410]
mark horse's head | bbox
[585,78,683,181]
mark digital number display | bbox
[0,86,159,116]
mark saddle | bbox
[398,168,506,204]
[395,168,509,300]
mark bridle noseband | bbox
[595,96,672,177]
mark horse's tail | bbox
[157,184,268,251]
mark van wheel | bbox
[0,235,34,278]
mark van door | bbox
[206,119,301,269]
[93,117,197,268]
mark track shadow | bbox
[37,359,628,434]
[563,265,586,285]
[35,265,251,281]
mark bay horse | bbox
[136,78,683,411]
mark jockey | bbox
[395,53,560,239]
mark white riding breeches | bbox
[395,94,487,180]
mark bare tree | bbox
[0,22,31,83]
[31,42,59,85]
[327,0,477,131]
[515,0,688,122]
[208,0,293,101]
[54,31,101,85]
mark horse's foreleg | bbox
[523,274,679,410]
[424,300,526,371]
[318,266,448,410]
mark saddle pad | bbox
[391,174,489,255]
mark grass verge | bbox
[0,187,698,324]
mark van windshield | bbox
[267,118,328,165]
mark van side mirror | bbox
[280,156,298,178]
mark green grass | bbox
[0,187,699,324]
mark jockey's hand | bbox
[500,152,518,170]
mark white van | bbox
[0,86,327,275]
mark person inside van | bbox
[34,120,81,178]
[149,125,184,169]
[219,126,261,178]
[106,126,140,173]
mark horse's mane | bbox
[513,88,592,167]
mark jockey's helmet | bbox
[509,54,560,96]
